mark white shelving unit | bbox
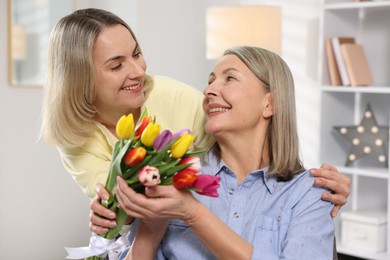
[318,1,390,259]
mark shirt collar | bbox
[202,152,278,194]
[262,168,278,194]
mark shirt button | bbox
[234,212,239,218]
[228,189,234,195]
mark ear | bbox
[262,93,273,118]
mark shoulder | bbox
[59,124,114,158]
[290,170,323,194]
[287,170,331,208]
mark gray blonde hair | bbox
[205,46,304,180]
[41,8,153,148]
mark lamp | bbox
[206,6,281,59]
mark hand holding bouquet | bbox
[65,109,220,260]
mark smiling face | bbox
[93,24,147,120]
[203,54,272,140]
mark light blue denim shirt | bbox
[119,153,334,259]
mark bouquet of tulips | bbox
[65,109,220,260]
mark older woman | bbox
[113,46,335,259]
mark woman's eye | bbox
[111,63,123,71]
[226,76,235,81]
[208,77,215,85]
[134,51,142,59]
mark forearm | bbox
[126,221,168,260]
[186,201,252,260]
[59,148,111,199]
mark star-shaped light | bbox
[334,103,389,167]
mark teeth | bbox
[209,107,229,113]
[122,84,139,91]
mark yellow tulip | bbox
[171,133,195,158]
[115,114,135,139]
[141,122,161,147]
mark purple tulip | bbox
[153,130,173,150]
[171,128,192,142]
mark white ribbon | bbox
[64,233,129,260]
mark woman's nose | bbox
[203,82,219,97]
[126,59,145,78]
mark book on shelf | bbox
[331,37,355,86]
[325,37,341,86]
[340,43,373,86]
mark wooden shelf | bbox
[321,86,390,94]
[325,1,390,10]
[336,166,389,179]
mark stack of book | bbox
[325,37,373,86]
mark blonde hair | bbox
[41,8,153,148]
[205,46,304,180]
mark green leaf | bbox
[157,158,181,174]
[146,150,169,166]
[183,150,206,157]
[105,138,135,205]
[160,175,173,185]
[165,163,192,175]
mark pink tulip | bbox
[179,156,201,173]
[193,175,221,197]
[138,166,161,187]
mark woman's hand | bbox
[89,183,118,234]
[115,176,200,223]
[310,163,351,218]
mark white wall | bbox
[1,1,90,259]
[136,0,322,167]
[0,0,322,259]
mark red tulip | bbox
[123,147,147,167]
[173,169,198,189]
[193,175,221,197]
[134,116,152,138]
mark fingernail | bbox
[108,212,116,219]
[117,176,123,187]
[108,220,117,227]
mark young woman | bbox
[41,8,209,199]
